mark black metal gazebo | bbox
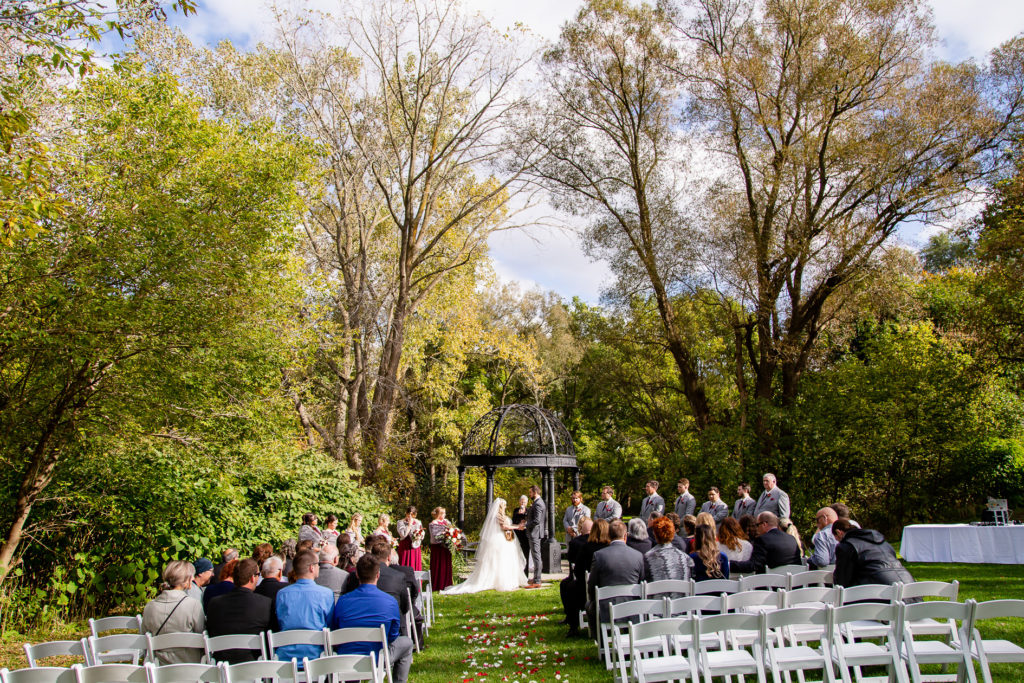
[457,404,578,572]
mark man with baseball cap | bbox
[187,558,214,604]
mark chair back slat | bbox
[2,668,77,683]
[203,634,267,663]
[899,579,959,601]
[303,654,377,683]
[784,586,840,608]
[142,663,221,683]
[89,619,141,639]
[665,594,722,617]
[221,660,297,683]
[24,640,90,668]
[72,664,148,683]
[738,573,787,592]
[643,579,692,599]
[692,579,739,595]
[972,598,1024,620]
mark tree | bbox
[0,66,310,581]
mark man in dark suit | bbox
[206,558,273,663]
[730,512,802,574]
[254,556,287,627]
[342,539,421,643]
[560,517,593,636]
[586,520,644,636]
[525,484,546,585]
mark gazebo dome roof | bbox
[460,403,577,469]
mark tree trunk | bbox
[362,290,410,483]
[0,426,61,583]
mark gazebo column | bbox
[485,466,496,508]
[542,467,561,574]
[457,466,466,531]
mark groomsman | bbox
[753,473,791,519]
[733,483,756,518]
[594,486,622,521]
[639,481,664,521]
[673,478,696,518]
[562,491,591,539]
[699,487,729,523]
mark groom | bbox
[525,484,546,585]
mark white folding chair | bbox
[413,571,433,629]
[693,579,740,596]
[303,654,379,683]
[71,664,148,683]
[0,668,76,683]
[142,662,221,683]
[325,627,390,683]
[644,579,693,600]
[768,565,809,576]
[838,584,902,641]
[740,574,789,592]
[596,584,645,670]
[204,634,267,664]
[764,606,837,683]
[266,630,325,662]
[899,601,975,683]
[788,571,834,591]
[87,636,148,666]
[89,618,142,640]
[830,602,909,683]
[900,582,960,637]
[220,659,297,683]
[403,588,420,652]
[627,617,698,683]
[967,599,1024,683]
[145,633,208,666]
[723,591,784,648]
[609,599,667,682]
[694,612,768,682]
[24,640,92,668]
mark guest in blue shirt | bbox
[332,554,414,683]
[688,524,731,581]
[274,550,335,663]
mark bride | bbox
[442,497,527,594]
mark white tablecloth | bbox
[900,524,1024,564]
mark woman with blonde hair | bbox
[142,561,205,663]
[689,524,730,581]
[779,517,804,552]
[346,513,366,550]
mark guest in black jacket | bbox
[586,520,645,636]
[729,512,802,574]
[205,559,273,663]
[560,517,593,636]
[832,520,915,588]
[626,518,653,554]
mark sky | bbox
[161,0,1024,304]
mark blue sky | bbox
[158,0,1024,303]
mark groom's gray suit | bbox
[526,495,546,582]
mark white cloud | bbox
[930,0,1024,62]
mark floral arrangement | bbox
[443,524,466,552]
[412,527,426,544]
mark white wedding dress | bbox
[441,498,528,594]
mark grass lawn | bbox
[3,563,1022,681]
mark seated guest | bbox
[682,514,697,540]
[831,520,914,588]
[699,487,730,524]
[255,556,288,606]
[561,517,593,637]
[730,512,803,574]
[252,543,274,570]
[831,503,861,528]
[205,559,273,663]
[279,539,297,579]
[808,507,839,569]
[586,520,645,636]
[779,517,803,552]
[210,548,238,588]
[332,554,414,683]
[626,518,652,554]
[644,517,694,589]
[580,519,612,574]
[338,543,359,574]
[691,512,717,551]
[739,514,759,541]
[689,524,730,580]
[343,539,420,641]
[315,543,346,599]
[142,561,205,664]
[203,559,237,610]
[187,558,213,604]
[275,550,334,663]
[718,517,753,563]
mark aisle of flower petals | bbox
[457,608,583,682]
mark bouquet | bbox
[412,527,426,545]
[443,524,466,552]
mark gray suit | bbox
[526,496,546,582]
[315,563,346,599]
[594,499,622,521]
[753,487,791,519]
[733,497,757,518]
[586,541,644,631]
[699,500,729,524]
[674,492,696,518]
[640,494,665,521]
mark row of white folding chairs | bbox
[623,598,1024,683]
[1,652,378,683]
[598,581,961,672]
[24,627,394,683]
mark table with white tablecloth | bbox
[900,523,1024,564]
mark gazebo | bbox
[457,403,578,573]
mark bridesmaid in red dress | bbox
[428,506,454,590]
[397,506,424,571]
